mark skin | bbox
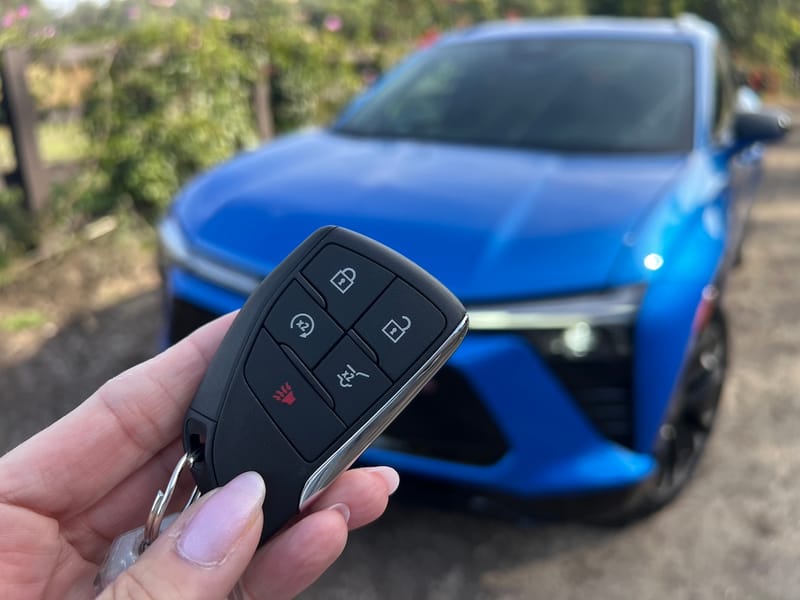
[0,313,396,599]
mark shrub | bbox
[0,188,38,267]
[84,18,259,219]
[82,17,364,221]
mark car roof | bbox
[438,15,718,47]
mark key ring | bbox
[141,451,200,553]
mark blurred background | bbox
[1,1,800,598]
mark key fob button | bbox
[210,379,309,536]
[264,281,343,368]
[315,337,391,425]
[245,331,345,461]
[355,279,446,379]
[303,244,394,328]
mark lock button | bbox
[355,279,445,380]
[303,244,394,328]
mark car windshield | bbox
[334,38,695,153]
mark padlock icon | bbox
[330,267,356,294]
[382,316,412,344]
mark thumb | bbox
[100,471,265,600]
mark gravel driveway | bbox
[1,112,799,599]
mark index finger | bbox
[0,312,235,520]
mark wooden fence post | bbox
[253,61,275,142]
[1,47,49,214]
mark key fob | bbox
[182,226,468,543]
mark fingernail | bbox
[365,466,400,495]
[325,502,351,524]
[177,471,265,567]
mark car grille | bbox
[168,298,219,345]
[374,366,509,465]
[545,359,634,448]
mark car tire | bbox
[593,306,728,525]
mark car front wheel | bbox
[597,306,728,524]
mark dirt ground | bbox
[2,119,800,599]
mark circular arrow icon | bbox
[290,313,315,339]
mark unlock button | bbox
[355,279,445,380]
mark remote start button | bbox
[264,281,342,368]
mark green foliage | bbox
[265,24,363,130]
[49,168,115,224]
[80,14,368,220]
[0,188,38,267]
[300,0,584,43]
[0,309,46,332]
[84,18,259,218]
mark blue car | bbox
[159,16,789,520]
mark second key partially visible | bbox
[182,226,468,543]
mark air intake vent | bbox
[375,366,509,465]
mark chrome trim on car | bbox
[298,314,470,510]
[158,217,262,297]
[467,286,645,330]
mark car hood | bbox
[175,130,687,302]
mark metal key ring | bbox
[141,452,199,553]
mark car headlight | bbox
[467,285,644,360]
[469,286,645,448]
[158,216,262,297]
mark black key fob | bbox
[182,226,468,543]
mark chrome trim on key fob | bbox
[298,314,469,509]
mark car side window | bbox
[712,44,736,143]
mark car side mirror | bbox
[733,108,792,145]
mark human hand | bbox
[0,313,398,599]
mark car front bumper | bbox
[165,265,656,499]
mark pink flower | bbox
[207,5,231,20]
[417,27,440,48]
[17,5,30,19]
[2,12,16,28]
[323,14,342,32]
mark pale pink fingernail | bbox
[325,502,351,524]
[177,471,265,566]
[364,466,400,495]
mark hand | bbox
[0,313,399,599]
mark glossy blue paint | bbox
[359,334,655,494]
[622,152,730,452]
[174,134,688,302]
[163,18,766,500]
